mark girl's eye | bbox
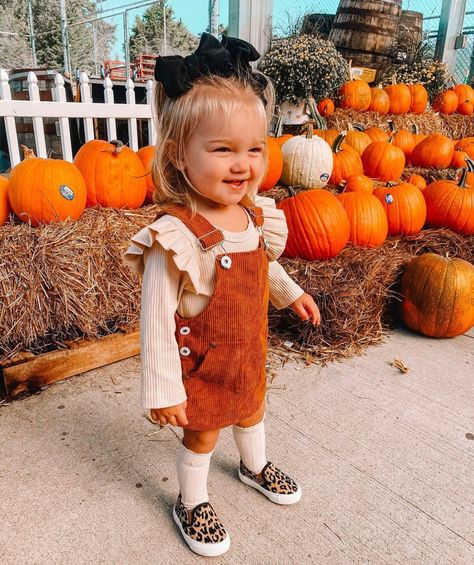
[250,147,264,153]
[214,147,231,152]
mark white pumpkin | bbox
[280,124,333,188]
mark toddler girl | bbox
[124,33,320,557]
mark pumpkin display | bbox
[400,253,474,338]
[451,148,469,169]
[423,168,474,234]
[0,175,11,226]
[277,188,350,260]
[317,98,335,117]
[280,123,333,189]
[259,136,284,192]
[432,90,458,114]
[344,123,372,156]
[410,134,454,169]
[137,145,156,203]
[407,174,427,191]
[384,81,411,115]
[408,83,428,114]
[339,78,371,111]
[8,148,87,226]
[342,174,374,193]
[388,120,415,160]
[337,191,388,247]
[368,85,390,114]
[74,139,147,208]
[373,181,427,236]
[330,132,364,186]
[361,137,405,181]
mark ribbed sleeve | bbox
[140,245,187,408]
[268,261,304,310]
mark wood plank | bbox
[1,331,140,398]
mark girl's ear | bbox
[167,140,185,171]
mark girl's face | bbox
[183,102,266,208]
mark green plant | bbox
[382,60,450,100]
[259,33,348,104]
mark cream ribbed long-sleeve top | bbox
[123,196,304,409]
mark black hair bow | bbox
[154,32,267,98]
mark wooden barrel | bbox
[399,10,423,46]
[329,0,402,73]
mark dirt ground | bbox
[1,326,473,564]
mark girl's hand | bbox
[290,292,321,326]
[150,401,188,427]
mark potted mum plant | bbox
[259,33,348,124]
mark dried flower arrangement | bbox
[385,60,451,100]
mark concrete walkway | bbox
[1,327,473,564]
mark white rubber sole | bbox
[172,507,230,557]
[238,470,302,505]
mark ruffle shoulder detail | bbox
[123,215,201,293]
[255,194,289,261]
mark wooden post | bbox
[435,0,467,77]
[228,0,273,58]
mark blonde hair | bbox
[151,73,275,212]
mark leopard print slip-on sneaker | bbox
[238,460,302,505]
[172,494,230,557]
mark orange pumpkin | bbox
[423,168,474,234]
[384,81,411,114]
[361,137,406,181]
[451,148,469,169]
[410,134,454,169]
[344,123,372,155]
[275,133,293,147]
[388,120,416,160]
[364,126,389,143]
[400,253,474,338]
[0,175,11,226]
[408,83,428,113]
[458,100,474,116]
[368,85,390,114]
[277,189,350,260]
[339,78,371,111]
[8,149,87,226]
[432,90,458,114]
[330,132,364,185]
[411,124,426,146]
[317,98,335,117]
[259,137,283,191]
[137,145,156,203]
[407,174,427,191]
[452,84,474,107]
[337,191,388,247]
[373,181,427,236]
[342,174,374,193]
[74,139,147,208]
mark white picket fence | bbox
[0,69,156,168]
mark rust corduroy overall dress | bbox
[156,205,269,431]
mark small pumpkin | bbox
[277,188,350,260]
[388,120,416,160]
[8,147,87,226]
[458,100,474,116]
[74,139,147,208]
[454,138,474,160]
[344,123,372,155]
[339,77,371,111]
[0,175,11,226]
[410,134,454,169]
[342,174,374,194]
[373,181,427,236]
[423,168,474,234]
[280,122,333,189]
[259,137,284,192]
[400,253,474,338]
[361,136,406,181]
[411,123,427,146]
[330,132,364,185]
[306,102,340,145]
[364,126,389,144]
[337,191,388,247]
[384,80,411,115]
[432,90,458,114]
[451,148,469,169]
[452,84,474,107]
[408,83,428,114]
[317,98,335,117]
[407,174,427,191]
[137,145,156,203]
[368,85,390,114]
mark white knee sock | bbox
[176,442,213,510]
[232,419,267,474]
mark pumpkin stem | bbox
[387,119,396,132]
[274,113,283,138]
[332,131,347,153]
[457,167,469,188]
[110,140,124,154]
[391,74,397,85]
[352,122,366,132]
[300,121,314,139]
[464,157,474,173]
[411,123,419,135]
[288,186,297,197]
[307,97,326,130]
[20,144,36,160]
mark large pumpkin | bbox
[400,253,474,337]
[8,150,87,226]
[259,137,283,192]
[384,81,411,114]
[423,168,474,234]
[368,85,390,114]
[408,83,428,113]
[364,126,389,143]
[0,175,11,226]
[280,123,333,189]
[330,132,364,185]
[373,181,427,236]
[452,84,474,107]
[137,145,156,203]
[361,137,405,181]
[339,78,371,111]
[337,191,388,247]
[74,139,147,208]
[410,134,454,169]
[277,189,350,260]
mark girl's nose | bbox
[230,155,250,173]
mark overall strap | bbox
[155,205,224,250]
[246,206,264,229]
